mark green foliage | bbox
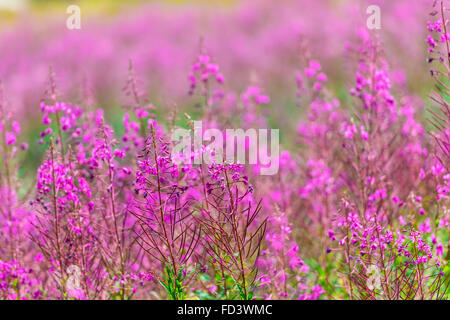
[160,265,190,300]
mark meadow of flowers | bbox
[0,0,448,300]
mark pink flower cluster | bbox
[0,0,448,301]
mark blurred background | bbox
[0,0,434,177]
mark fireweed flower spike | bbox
[131,123,201,300]
[0,82,32,267]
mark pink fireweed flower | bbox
[313,82,322,92]
[436,244,444,257]
[317,73,327,82]
[328,229,336,241]
[5,132,16,145]
[419,218,432,234]
[304,61,321,78]
[208,286,217,295]
[431,234,437,244]
[304,68,315,78]
[12,121,20,134]
[342,122,357,139]
[135,107,150,119]
[242,86,270,107]
[259,275,271,287]
[113,148,126,160]
[360,125,369,140]
[189,52,224,96]
[419,168,426,180]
